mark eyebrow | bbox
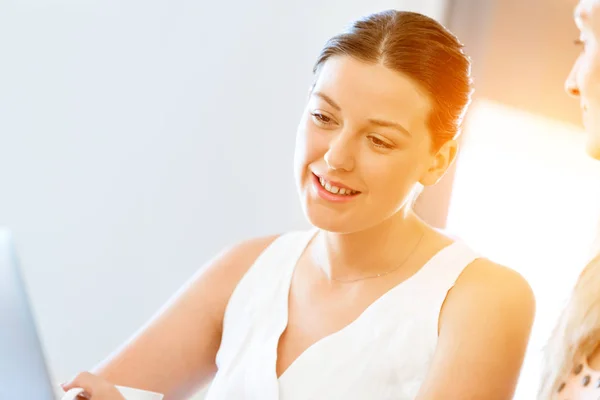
[312,91,341,111]
[367,118,412,137]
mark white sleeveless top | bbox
[205,229,480,400]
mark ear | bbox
[419,139,459,187]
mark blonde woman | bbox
[539,1,600,399]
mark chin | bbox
[305,215,357,234]
[586,131,600,160]
[300,199,358,234]
[300,196,398,235]
[295,176,360,234]
[587,143,600,161]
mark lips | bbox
[312,173,360,195]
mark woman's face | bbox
[294,55,457,233]
[566,0,600,159]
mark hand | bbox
[61,372,126,399]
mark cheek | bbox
[361,151,423,197]
[295,118,326,164]
[582,49,600,100]
[293,125,307,181]
[293,117,324,180]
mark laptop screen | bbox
[0,229,57,399]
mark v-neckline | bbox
[275,229,460,382]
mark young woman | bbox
[62,10,535,400]
[539,1,600,399]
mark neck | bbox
[312,208,426,281]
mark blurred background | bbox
[1,0,599,398]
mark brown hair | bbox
[313,10,473,151]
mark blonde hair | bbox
[538,251,600,399]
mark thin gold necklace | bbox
[322,231,425,284]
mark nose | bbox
[565,59,581,98]
[324,132,355,172]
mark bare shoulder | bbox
[217,234,282,266]
[439,252,536,337]
[452,257,535,313]
[194,233,282,322]
[428,229,535,306]
[418,257,536,399]
[93,233,281,397]
[201,234,282,288]
[425,228,535,322]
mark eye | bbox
[310,112,334,126]
[368,135,393,149]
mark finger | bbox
[60,388,87,400]
[61,371,99,398]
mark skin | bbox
[566,0,600,160]
[63,56,535,399]
[561,0,600,373]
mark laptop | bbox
[0,229,163,400]
[0,228,83,399]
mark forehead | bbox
[575,0,600,30]
[313,56,431,123]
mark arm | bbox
[416,259,536,400]
[80,235,278,400]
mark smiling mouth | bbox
[313,173,360,196]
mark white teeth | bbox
[317,176,357,195]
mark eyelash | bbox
[311,112,333,125]
[310,112,394,149]
[368,136,393,149]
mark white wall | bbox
[0,0,447,397]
